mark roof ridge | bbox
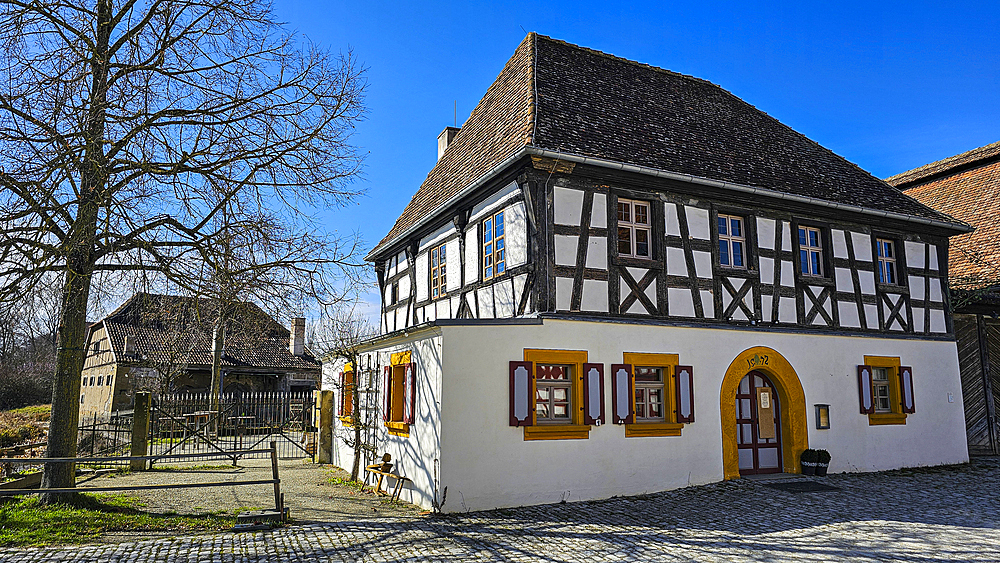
[887,140,1000,187]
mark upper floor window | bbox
[718,214,746,269]
[92,342,100,355]
[617,199,651,258]
[798,226,824,277]
[389,282,399,305]
[431,244,447,299]
[876,238,897,284]
[483,211,505,280]
[872,367,892,413]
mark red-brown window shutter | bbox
[675,365,695,423]
[611,364,634,424]
[857,365,875,414]
[337,371,345,417]
[403,362,416,424]
[383,365,392,422]
[509,361,534,426]
[899,366,915,414]
[582,363,605,425]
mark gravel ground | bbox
[73,456,422,543]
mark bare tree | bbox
[312,300,378,481]
[0,0,366,502]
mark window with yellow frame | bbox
[623,352,685,437]
[523,349,590,441]
[864,355,907,426]
[338,364,355,427]
[384,351,412,437]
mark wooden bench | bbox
[363,454,412,502]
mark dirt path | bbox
[76,457,422,535]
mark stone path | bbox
[4,458,999,562]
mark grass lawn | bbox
[0,493,237,547]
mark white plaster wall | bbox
[465,230,479,285]
[330,331,444,510]
[470,181,520,223]
[591,193,608,229]
[506,201,528,268]
[554,187,584,226]
[415,251,429,302]
[686,206,711,240]
[435,320,966,512]
[419,223,456,252]
[446,241,461,293]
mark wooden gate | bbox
[955,314,1000,455]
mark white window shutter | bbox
[611,364,634,424]
[509,361,533,426]
[582,363,605,425]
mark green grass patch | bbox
[0,493,236,547]
[327,474,366,492]
[7,405,51,422]
[0,408,47,449]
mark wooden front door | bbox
[736,371,783,475]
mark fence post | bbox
[130,392,151,471]
[318,390,333,464]
[270,441,283,519]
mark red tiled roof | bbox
[890,144,1000,287]
[371,34,959,259]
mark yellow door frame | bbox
[720,346,808,480]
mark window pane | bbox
[634,389,646,418]
[800,250,809,274]
[618,227,632,255]
[730,218,742,237]
[432,249,438,267]
[886,263,895,284]
[553,404,569,418]
[884,241,893,258]
[485,266,493,278]
[719,240,730,266]
[798,227,807,246]
[718,216,728,235]
[536,402,549,419]
[809,230,819,247]
[495,213,504,236]
[635,204,648,225]
[635,228,649,257]
[440,246,446,263]
[634,367,662,382]
[649,401,662,419]
[618,202,631,222]
[552,388,568,402]
[811,252,821,276]
[732,241,744,267]
[496,237,504,250]
[484,219,492,242]
[873,367,888,381]
[485,242,492,256]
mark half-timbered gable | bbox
[331,34,971,513]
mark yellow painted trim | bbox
[385,420,410,437]
[343,362,354,372]
[524,425,591,440]
[720,346,808,480]
[625,422,683,437]
[864,355,906,425]
[390,351,411,366]
[523,349,588,437]
[624,352,680,433]
[338,416,355,428]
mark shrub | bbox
[815,449,831,464]
[799,448,818,463]
[0,407,48,449]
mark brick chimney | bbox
[289,317,305,356]
[437,127,460,160]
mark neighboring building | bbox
[887,141,1000,455]
[325,34,971,512]
[80,293,320,415]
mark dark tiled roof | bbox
[893,147,1000,287]
[372,34,958,258]
[886,140,1000,188]
[101,293,320,371]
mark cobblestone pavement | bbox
[5,458,999,562]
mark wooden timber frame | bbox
[373,155,955,340]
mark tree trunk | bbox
[210,319,225,412]
[40,0,111,504]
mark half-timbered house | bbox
[327,34,972,511]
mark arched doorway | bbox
[735,371,782,475]
[720,347,808,480]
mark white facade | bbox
[327,318,967,512]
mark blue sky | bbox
[276,1,999,304]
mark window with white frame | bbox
[633,366,665,422]
[718,214,746,268]
[431,243,447,299]
[872,367,891,413]
[798,226,824,276]
[877,238,897,284]
[535,364,573,423]
[617,199,651,258]
[483,211,506,280]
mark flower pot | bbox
[815,462,828,476]
[801,461,817,476]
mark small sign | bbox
[756,387,776,440]
[759,391,770,410]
